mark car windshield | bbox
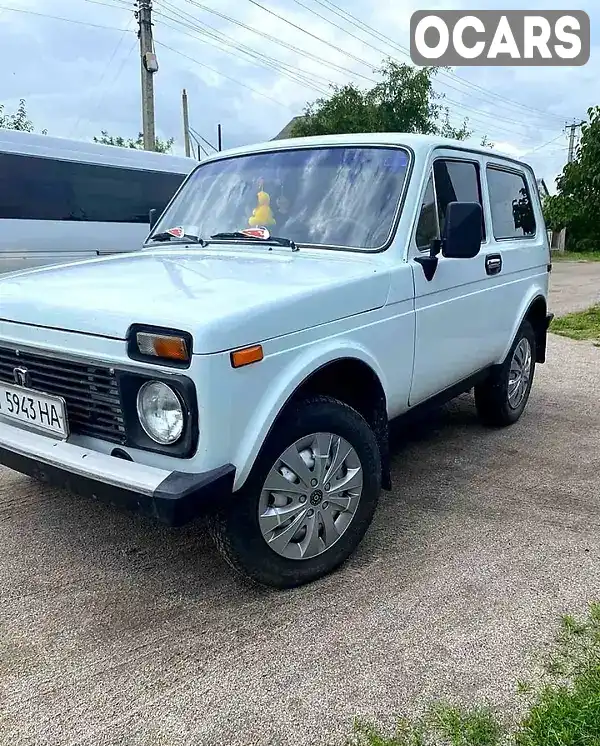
[148,145,410,251]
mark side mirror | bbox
[149,208,158,230]
[441,201,483,259]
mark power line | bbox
[80,0,132,9]
[70,19,136,137]
[153,39,293,110]
[0,4,126,30]
[189,131,210,158]
[300,0,570,123]
[521,133,566,156]
[238,0,550,134]
[284,0,563,129]
[157,0,333,89]
[179,0,377,84]
[154,1,332,94]
[177,0,538,136]
[189,126,218,152]
[244,0,381,70]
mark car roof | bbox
[0,128,197,173]
[197,132,533,173]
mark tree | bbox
[0,99,47,134]
[290,61,473,141]
[543,107,600,252]
[93,130,175,154]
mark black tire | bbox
[475,319,536,427]
[209,395,382,589]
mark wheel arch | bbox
[500,290,549,364]
[524,295,550,363]
[232,346,391,492]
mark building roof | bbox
[271,116,305,140]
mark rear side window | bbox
[487,167,536,239]
[0,152,186,223]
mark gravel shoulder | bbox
[1,262,599,746]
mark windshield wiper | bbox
[209,231,299,252]
[149,231,205,245]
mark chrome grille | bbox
[0,346,126,443]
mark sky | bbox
[0,0,597,190]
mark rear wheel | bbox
[209,395,381,588]
[475,319,536,427]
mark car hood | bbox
[0,247,390,353]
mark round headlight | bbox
[136,381,184,445]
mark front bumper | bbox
[0,421,235,526]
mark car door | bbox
[408,150,501,406]
[482,162,547,352]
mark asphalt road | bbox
[548,258,600,315]
[1,262,599,746]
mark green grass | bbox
[348,604,600,746]
[550,306,600,342]
[551,251,600,262]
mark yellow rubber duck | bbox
[249,187,276,227]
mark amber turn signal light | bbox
[230,344,264,368]
[136,332,189,362]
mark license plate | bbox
[0,382,69,438]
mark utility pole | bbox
[217,123,222,151]
[137,0,157,151]
[566,120,585,163]
[182,89,191,157]
[557,120,585,253]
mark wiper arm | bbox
[209,231,299,252]
[149,231,205,245]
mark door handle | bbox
[485,253,502,275]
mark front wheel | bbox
[474,319,536,427]
[209,395,382,588]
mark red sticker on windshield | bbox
[240,227,270,240]
[166,226,184,238]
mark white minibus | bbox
[0,129,197,273]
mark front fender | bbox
[232,339,389,491]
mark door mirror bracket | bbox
[414,238,442,282]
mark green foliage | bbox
[93,130,174,153]
[543,107,600,252]
[350,705,503,746]
[348,604,600,746]
[551,305,600,343]
[551,251,600,262]
[0,99,47,134]
[515,604,600,745]
[290,61,473,141]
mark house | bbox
[271,116,305,140]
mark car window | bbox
[149,146,410,251]
[433,159,485,239]
[415,174,439,250]
[487,167,536,239]
[0,152,185,223]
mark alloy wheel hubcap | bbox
[508,337,532,409]
[258,432,363,560]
